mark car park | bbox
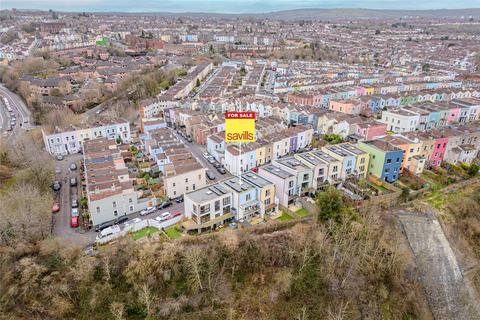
[71,208,79,217]
[206,171,216,180]
[155,212,171,222]
[140,206,156,216]
[70,216,79,228]
[115,216,128,224]
[157,200,172,209]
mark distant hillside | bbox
[89,8,480,20]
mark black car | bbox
[216,167,227,174]
[157,200,172,209]
[115,216,128,225]
[175,195,184,203]
[95,221,114,232]
[186,136,193,142]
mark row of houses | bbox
[42,119,131,156]
[380,99,480,133]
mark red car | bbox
[172,211,182,218]
[70,216,79,228]
[52,203,60,213]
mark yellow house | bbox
[364,87,375,95]
[255,143,266,167]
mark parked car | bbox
[124,217,141,227]
[70,216,79,228]
[69,163,77,171]
[175,195,184,203]
[228,222,238,230]
[95,221,114,232]
[52,181,61,191]
[157,200,172,209]
[206,171,216,180]
[52,202,60,213]
[208,157,216,164]
[55,167,61,174]
[96,225,121,240]
[140,206,156,216]
[71,199,78,208]
[186,136,193,142]
[71,208,79,217]
[155,212,171,222]
[70,177,77,186]
[213,162,221,168]
[56,155,64,161]
[203,152,209,158]
[115,216,128,224]
[216,167,227,174]
[172,211,182,218]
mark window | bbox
[318,168,324,175]
[215,200,220,211]
[193,184,196,190]
[385,168,390,173]
[372,155,376,159]
[303,173,309,181]
[223,197,230,206]
[396,158,400,162]
[112,201,116,208]
[265,189,271,197]
[288,181,294,188]
[186,186,189,191]
[96,207,100,213]
[129,198,132,203]
[333,165,338,172]
[185,178,188,183]
[360,158,365,164]
[129,206,134,212]
[173,183,176,187]
[386,159,392,164]
[200,204,210,214]
[114,210,118,216]
[264,198,271,205]
[246,194,251,201]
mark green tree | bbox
[467,164,479,177]
[399,186,411,203]
[316,186,349,223]
[196,78,201,87]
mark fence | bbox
[96,215,182,244]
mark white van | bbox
[96,225,121,240]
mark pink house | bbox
[447,107,460,124]
[356,86,366,96]
[329,99,361,115]
[353,121,387,140]
[430,136,449,167]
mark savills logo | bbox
[226,131,254,141]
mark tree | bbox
[196,78,201,87]
[399,186,411,202]
[467,164,479,177]
[316,186,349,223]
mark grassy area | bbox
[295,208,310,217]
[277,212,294,221]
[165,227,182,239]
[131,226,159,240]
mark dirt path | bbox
[398,211,480,320]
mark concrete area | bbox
[398,211,480,320]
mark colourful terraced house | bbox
[358,139,404,183]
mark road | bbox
[172,128,232,182]
[0,84,34,140]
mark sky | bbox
[3,0,480,13]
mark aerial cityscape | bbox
[1,2,480,319]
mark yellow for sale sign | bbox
[225,112,255,142]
